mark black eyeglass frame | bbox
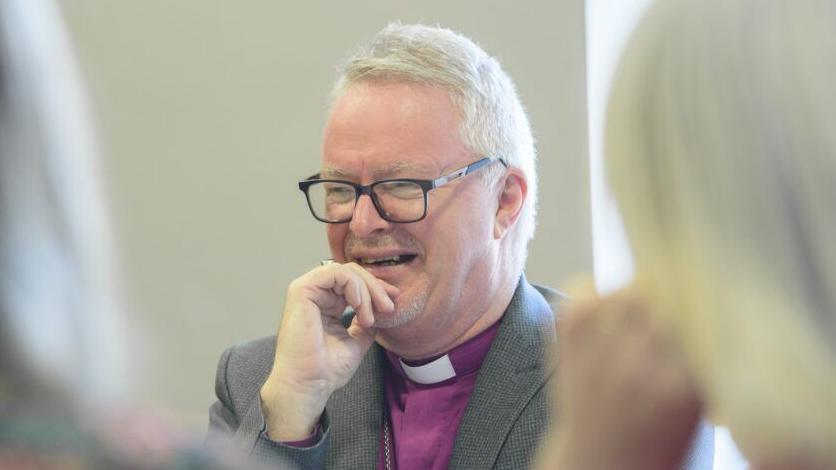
[298,156,508,224]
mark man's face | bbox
[321,81,502,353]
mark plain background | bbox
[58,0,590,429]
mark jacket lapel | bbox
[448,279,556,469]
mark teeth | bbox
[360,255,401,264]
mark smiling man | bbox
[207,23,555,469]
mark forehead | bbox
[321,81,470,180]
[320,160,433,179]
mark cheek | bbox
[327,225,349,261]
[426,207,492,266]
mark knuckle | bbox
[288,276,307,293]
[343,261,361,271]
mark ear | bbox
[494,168,527,239]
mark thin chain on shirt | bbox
[383,408,393,470]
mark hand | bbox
[259,262,398,441]
[538,284,702,470]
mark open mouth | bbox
[358,254,418,267]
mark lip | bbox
[361,261,413,280]
[348,248,418,262]
[348,249,420,281]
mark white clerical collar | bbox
[399,354,456,384]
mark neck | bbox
[376,271,518,360]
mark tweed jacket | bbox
[206,278,714,469]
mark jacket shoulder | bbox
[530,283,567,309]
[217,336,276,414]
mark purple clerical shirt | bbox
[378,320,501,470]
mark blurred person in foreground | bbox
[206,22,713,470]
[0,0,274,468]
[538,0,836,469]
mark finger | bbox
[346,316,377,350]
[371,281,397,314]
[327,264,375,328]
[295,265,364,320]
[341,263,397,293]
[343,262,398,307]
[332,265,369,324]
[336,270,364,312]
[334,265,394,329]
[342,263,397,317]
[380,280,400,302]
[354,277,374,329]
[300,263,396,327]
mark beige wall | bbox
[59,0,589,429]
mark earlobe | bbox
[493,169,527,239]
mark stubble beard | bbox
[344,231,428,329]
[373,287,428,329]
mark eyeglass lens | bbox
[306,181,425,222]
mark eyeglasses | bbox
[298,156,508,224]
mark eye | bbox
[378,181,423,199]
[324,184,355,203]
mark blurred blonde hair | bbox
[606,0,836,464]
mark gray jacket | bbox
[206,278,714,469]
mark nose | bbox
[348,194,391,237]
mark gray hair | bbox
[329,23,538,270]
[607,0,836,464]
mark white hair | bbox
[607,0,836,465]
[329,23,538,272]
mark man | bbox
[206,23,712,469]
[207,23,550,469]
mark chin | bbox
[374,288,428,329]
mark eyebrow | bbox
[320,160,433,179]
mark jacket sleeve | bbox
[205,342,332,470]
[206,347,240,445]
